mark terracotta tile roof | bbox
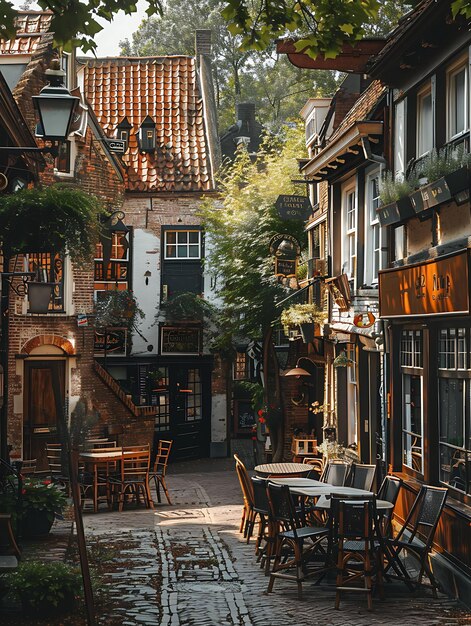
[329,79,386,143]
[0,11,52,55]
[83,57,212,193]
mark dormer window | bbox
[117,117,132,148]
[138,116,156,153]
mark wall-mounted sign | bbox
[160,326,202,354]
[379,251,469,318]
[275,195,312,221]
[269,233,301,259]
[325,274,352,312]
[353,311,376,328]
[77,313,88,327]
[94,328,127,356]
[105,138,126,153]
[275,258,298,278]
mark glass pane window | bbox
[448,65,468,138]
[403,374,423,473]
[417,87,433,156]
[27,252,65,312]
[164,230,201,260]
[401,330,423,368]
[439,328,468,370]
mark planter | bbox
[299,322,315,344]
[411,166,470,213]
[27,282,54,314]
[20,509,54,538]
[376,196,415,226]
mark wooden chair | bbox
[45,443,70,491]
[107,446,153,512]
[234,454,256,540]
[302,456,324,479]
[149,440,173,504]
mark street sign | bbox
[275,195,312,220]
[105,139,126,153]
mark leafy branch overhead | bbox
[0,0,164,53]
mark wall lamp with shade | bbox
[284,361,312,378]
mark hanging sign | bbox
[275,258,298,278]
[105,138,126,153]
[275,195,312,221]
[269,233,301,259]
[353,311,376,328]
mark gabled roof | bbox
[0,11,52,55]
[82,57,213,193]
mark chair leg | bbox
[158,476,172,504]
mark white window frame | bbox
[447,53,469,141]
[342,179,357,284]
[164,230,202,260]
[394,96,406,179]
[364,168,381,286]
[417,82,434,158]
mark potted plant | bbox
[6,560,83,616]
[280,303,324,344]
[0,477,68,538]
[411,146,470,214]
[0,184,102,260]
[94,289,144,331]
[377,171,416,226]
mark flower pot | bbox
[299,322,315,344]
[377,196,415,227]
[21,509,54,538]
[27,282,54,314]
[412,166,469,212]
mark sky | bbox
[13,0,149,57]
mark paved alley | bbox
[79,459,470,626]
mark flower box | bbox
[411,166,470,213]
[376,196,415,227]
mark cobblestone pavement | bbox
[81,459,470,626]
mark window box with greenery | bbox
[377,172,416,227]
[161,291,214,322]
[410,147,470,215]
[280,303,324,344]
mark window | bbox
[417,84,434,157]
[393,225,406,261]
[438,327,471,495]
[164,230,201,260]
[56,141,71,174]
[448,60,468,139]
[365,171,381,285]
[394,98,406,179]
[401,330,423,474]
[94,231,130,295]
[342,183,357,281]
[27,252,65,312]
[233,352,250,380]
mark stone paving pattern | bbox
[79,458,470,626]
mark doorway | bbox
[23,360,65,469]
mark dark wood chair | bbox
[107,446,153,512]
[234,454,255,540]
[376,475,402,537]
[321,460,350,486]
[149,439,173,504]
[250,476,274,574]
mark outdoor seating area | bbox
[235,457,449,610]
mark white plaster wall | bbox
[131,229,160,356]
[203,233,224,308]
[211,393,227,443]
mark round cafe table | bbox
[254,462,313,478]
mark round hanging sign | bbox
[353,311,376,328]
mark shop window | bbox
[438,327,471,495]
[401,330,423,474]
[417,83,434,157]
[447,57,468,140]
[27,252,65,312]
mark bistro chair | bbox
[350,464,376,492]
[45,443,70,490]
[250,476,274,574]
[321,460,350,486]
[107,445,153,512]
[331,495,383,610]
[234,454,256,540]
[149,439,173,505]
[302,456,324,480]
[266,482,329,599]
[383,485,448,597]
[376,475,402,537]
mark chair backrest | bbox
[234,454,254,507]
[266,482,301,535]
[120,448,150,480]
[350,464,376,491]
[153,440,173,476]
[251,476,269,515]
[302,456,324,478]
[322,460,350,486]
[396,485,448,550]
[46,443,68,477]
[331,495,376,543]
[20,459,37,475]
[377,475,402,505]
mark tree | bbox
[200,124,307,460]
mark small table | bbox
[315,496,393,511]
[254,462,313,477]
[79,449,124,512]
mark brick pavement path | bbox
[83,459,470,626]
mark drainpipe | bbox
[361,136,386,168]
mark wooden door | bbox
[23,361,65,470]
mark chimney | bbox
[195,30,212,57]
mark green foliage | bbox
[452,0,471,19]
[280,303,324,335]
[379,171,415,205]
[0,477,67,524]
[94,289,144,331]
[162,292,215,322]
[69,398,100,448]
[6,560,83,612]
[234,381,264,411]
[0,184,102,261]
[413,145,471,183]
[200,125,307,350]
[0,0,163,53]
